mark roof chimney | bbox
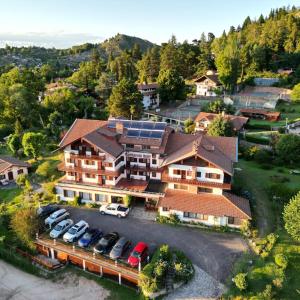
[116,122,124,134]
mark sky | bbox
[0,0,299,48]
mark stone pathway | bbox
[164,265,226,300]
[129,206,157,221]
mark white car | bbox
[63,220,89,243]
[45,209,69,228]
[0,179,9,186]
[99,203,130,218]
[49,219,73,239]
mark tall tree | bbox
[108,79,143,119]
[207,114,233,137]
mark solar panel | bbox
[139,130,151,138]
[154,123,166,130]
[131,122,142,129]
[127,130,140,137]
[107,119,117,128]
[142,122,154,130]
[151,131,163,139]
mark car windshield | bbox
[131,250,141,258]
[50,214,58,219]
[54,224,62,231]
[82,233,91,239]
[68,228,77,235]
[99,238,108,246]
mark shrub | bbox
[36,161,53,178]
[244,146,259,160]
[245,135,270,145]
[123,195,132,207]
[259,284,275,300]
[233,272,248,291]
[272,277,284,289]
[74,196,81,206]
[16,174,28,187]
[254,149,272,164]
[10,207,40,249]
[274,253,288,269]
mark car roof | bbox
[52,208,66,216]
[134,242,148,252]
[57,219,70,226]
[115,237,127,245]
[74,220,87,227]
[108,203,119,207]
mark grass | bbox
[227,158,300,299]
[0,187,22,203]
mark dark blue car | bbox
[78,228,102,247]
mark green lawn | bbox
[0,188,22,203]
[227,159,300,299]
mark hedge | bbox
[245,123,272,130]
[244,135,270,145]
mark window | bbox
[106,176,114,181]
[152,172,156,177]
[115,156,124,166]
[198,187,213,193]
[95,194,106,202]
[205,173,221,179]
[79,192,92,200]
[173,169,181,175]
[162,207,169,212]
[142,145,150,150]
[85,173,96,178]
[17,169,23,175]
[174,184,188,191]
[85,160,95,165]
[63,190,75,198]
[228,216,234,224]
[186,170,192,177]
[183,212,208,220]
[126,144,134,148]
[152,159,157,165]
[0,174,5,180]
[67,172,75,176]
[196,171,201,178]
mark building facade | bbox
[194,71,223,97]
[0,156,30,182]
[137,83,160,110]
[56,118,251,228]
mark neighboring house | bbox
[277,68,294,76]
[55,118,251,228]
[194,112,249,133]
[194,71,223,97]
[137,83,160,110]
[287,121,300,135]
[253,78,280,86]
[0,156,30,182]
[239,108,281,121]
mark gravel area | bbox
[0,260,110,300]
[164,265,226,300]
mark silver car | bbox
[45,208,69,228]
[49,219,73,239]
[109,237,131,260]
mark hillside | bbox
[0,33,156,68]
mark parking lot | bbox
[64,206,247,283]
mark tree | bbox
[108,79,143,119]
[184,119,195,133]
[233,273,248,291]
[275,134,300,164]
[10,207,40,249]
[22,132,45,160]
[291,83,300,102]
[157,69,186,102]
[207,114,233,136]
[274,253,288,269]
[36,161,53,179]
[95,72,116,103]
[7,133,21,156]
[15,173,28,188]
[283,192,300,242]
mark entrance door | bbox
[181,170,186,179]
[8,171,13,180]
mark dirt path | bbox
[0,260,110,300]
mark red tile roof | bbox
[115,178,148,192]
[159,189,251,220]
[137,83,159,90]
[59,119,107,148]
[194,74,221,85]
[0,156,30,173]
[195,112,248,131]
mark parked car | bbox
[0,179,9,186]
[45,208,69,228]
[49,219,73,239]
[99,203,130,218]
[109,237,131,260]
[94,232,119,254]
[63,220,89,243]
[78,228,103,248]
[128,242,149,267]
[37,204,59,218]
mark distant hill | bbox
[0,33,156,68]
[100,33,155,56]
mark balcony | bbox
[125,162,163,173]
[69,152,105,161]
[161,173,231,190]
[58,163,123,177]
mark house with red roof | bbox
[55,118,251,228]
[194,71,223,97]
[0,156,30,183]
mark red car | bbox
[127,242,148,267]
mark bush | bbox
[245,134,270,145]
[233,272,248,291]
[0,124,12,140]
[123,195,132,207]
[244,146,260,160]
[274,253,288,269]
[254,149,272,164]
[15,173,28,187]
[36,161,52,178]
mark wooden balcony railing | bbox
[70,153,105,161]
[58,163,123,177]
[161,174,231,189]
[125,163,163,173]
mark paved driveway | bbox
[66,207,247,283]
